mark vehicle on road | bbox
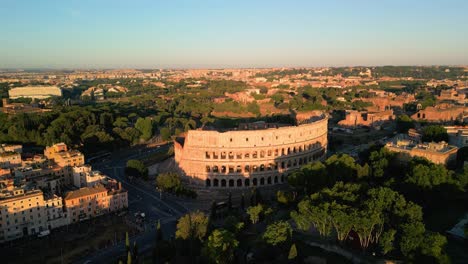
[37,230,50,238]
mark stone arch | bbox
[221,166,226,173]
[252,165,258,172]
[253,178,258,186]
[206,179,211,187]
[260,164,265,171]
[237,179,242,187]
[213,166,219,173]
[229,179,234,187]
[214,178,219,187]
[267,176,272,184]
[221,179,227,187]
[245,178,250,186]
[245,165,250,172]
[260,177,265,185]
[206,166,211,172]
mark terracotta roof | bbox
[64,185,107,200]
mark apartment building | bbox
[445,126,468,148]
[0,152,22,169]
[64,184,128,223]
[0,144,22,154]
[385,135,458,166]
[44,143,85,185]
[0,188,48,242]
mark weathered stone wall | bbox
[175,115,328,188]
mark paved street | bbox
[77,144,190,263]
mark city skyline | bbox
[1,0,468,69]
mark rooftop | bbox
[64,185,107,200]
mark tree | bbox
[135,117,154,141]
[175,211,209,241]
[277,190,291,205]
[422,125,448,143]
[288,162,329,193]
[263,221,293,246]
[160,127,171,141]
[125,159,148,179]
[288,244,298,260]
[247,204,263,224]
[203,229,239,264]
[113,117,129,128]
[400,222,425,258]
[223,215,244,234]
[379,229,396,255]
[368,148,391,178]
[156,220,163,242]
[329,205,355,242]
[156,172,181,192]
[325,154,358,182]
[127,251,132,264]
[291,200,333,237]
[125,231,130,251]
[396,115,414,133]
[406,163,451,190]
[420,232,448,261]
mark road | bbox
[77,144,189,263]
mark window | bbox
[246,138,249,142]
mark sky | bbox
[1,0,468,69]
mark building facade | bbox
[0,189,48,242]
[64,185,128,223]
[175,113,328,188]
[0,152,22,169]
[385,136,458,166]
[445,126,468,148]
[44,143,85,185]
[8,86,62,99]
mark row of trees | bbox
[291,183,448,261]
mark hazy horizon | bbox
[1,0,468,69]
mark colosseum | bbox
[174,112,328,188]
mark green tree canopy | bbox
[175,211,209,241]
[203,229,239,264]
[247,204,263,224]
[422,125,448,143]
[263,221,293,246]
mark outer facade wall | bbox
[175,117,328,188]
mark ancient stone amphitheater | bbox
[174,112,328,188]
